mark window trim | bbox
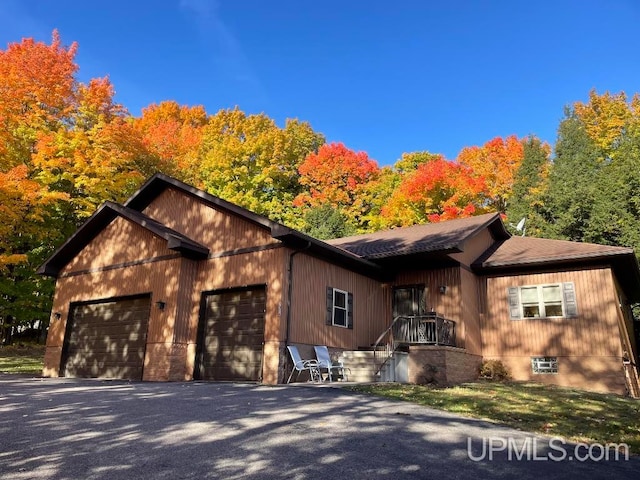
[331,288,349,328]
[508,282,577,320]
[520,283,564,318]
[531,356,558,374]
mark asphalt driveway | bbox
[0,375,637,479]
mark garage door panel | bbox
[62,296,151,380]
[198,287,266,381]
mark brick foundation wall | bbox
[408,345,482,386]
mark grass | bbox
[0,343,45,375]
[347,382,640,453]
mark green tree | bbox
[588,120,640,250]
[301,204,356,240]
[541,112,603,242]
[505,137,551,237]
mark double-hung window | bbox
[326,287,353,329]
[508,282,577,319]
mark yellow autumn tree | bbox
[457,135,525,212]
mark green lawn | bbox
[347,382,640,453]
[0,344,45,375]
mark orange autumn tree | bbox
[0,32,159,335]
[32,76,150,218]
[134,100,208,181]
[0,30,77,170]
[457,135,525,212]
[380,156,486,227]
[295,142,379,231]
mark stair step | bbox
[340,351,378,359]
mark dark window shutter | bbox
[562,282,578,317]
[347,292,354,329]
[326,287,333,325]
[507,287,521,319]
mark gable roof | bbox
[124,173,283,232]
[38,173,640,301]
[327,213,510,259]
[39,174,386,280]
[474,236,640,302]
[474,236,634,268]
[37,201,210,276]
[125,174,385,278]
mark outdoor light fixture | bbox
[155,301,166,311]
[53,312,62,320]
[439,285,447,294]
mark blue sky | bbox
[1,1,639,165]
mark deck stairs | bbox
[338,349,408,383]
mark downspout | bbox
[284,241,312,347]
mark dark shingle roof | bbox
[475,236,634,268]
[39,174,386,280]
[474,236,640,302]
[327,213,509,259]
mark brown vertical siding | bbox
[143,188,276,251]
[61,216,173,274]
[44,258,182,380]
[288,252,389,350]
[174,258,198,344]
[450,228,495,267]
[188,247,287,383]
[460,268,482,355]
[482,267,623,357]
[394,268,462,343]
[480,266,628,393]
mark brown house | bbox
[39,174,640,396]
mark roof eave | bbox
[271,225,388,280]
[37,201,210,277]
[473,250,640,303]
[473,249,637,271]
[124,173,280,232]
[37,204,117,277]
[166,236,210,259]
[363,243,462,260]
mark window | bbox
[393,285,426,317]
[531,357,558,374]
[326,287,353,329]
[507,282,577,320]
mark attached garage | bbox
[195,287,266,382]
[60,295,151,380]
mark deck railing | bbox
[372,313,456,376]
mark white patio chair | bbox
[286,345,321,383]
[314,345,349,382]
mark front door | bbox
[392,285,427,317]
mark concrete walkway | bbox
[0,375,637,479]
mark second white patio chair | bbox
[314,345,349,382]
[286,345,321,383]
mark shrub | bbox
[479,359,511,381]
